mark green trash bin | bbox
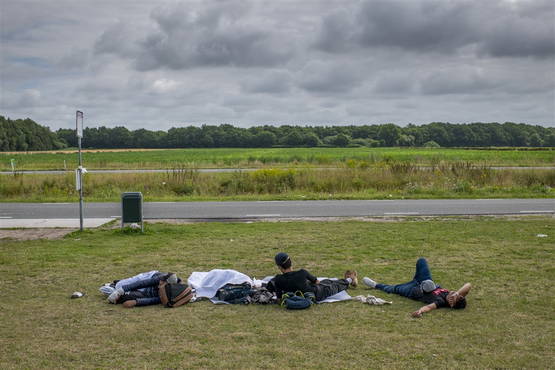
[121,192,143,231]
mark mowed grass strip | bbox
[2,147,554,170]
[0,218,554,368]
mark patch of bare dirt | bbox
[0,228,74,241]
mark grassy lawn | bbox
[2,147,554,170]
[1,218,554,368]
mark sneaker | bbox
[362,277,377,288]
[107,287,124,304]
[344,270,358,288]
[99,284,116,296]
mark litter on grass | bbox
[352,295,392,305]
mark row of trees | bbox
[2,116,554,151]
[0,116,65,151]
[57,122,555,149]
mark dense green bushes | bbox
[0,116,65,151]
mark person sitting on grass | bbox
[267,252,358,302]
[362,257,471,318]
[107,272,180,308]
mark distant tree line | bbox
[1,115,554,151]
[56,122,555,149]
[0,116,65,151]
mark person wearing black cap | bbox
[362,257,471,317]
[267,252,358,302]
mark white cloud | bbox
[151,78,179,93]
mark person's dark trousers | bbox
[121,274,163,306]
[314,279,349,301]
[120,291,161,306]
[375,258,433,298]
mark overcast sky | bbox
[1,0,554,131]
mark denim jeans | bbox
[115,270,160,290]
[375,258,436,298]
[121,273,163,306]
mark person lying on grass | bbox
[267,252,358,302]
[107,272,184,308]
[362,257,471,318]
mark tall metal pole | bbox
[76,111,84,231]
[78,136,83,231]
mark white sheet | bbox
[188,269,253,300]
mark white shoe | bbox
[362,277,377,288]
[99,284,115,296]
[107,287,124,304]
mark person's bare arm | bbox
[457,283,472,297]
[447,283,472,306]
[411,303,437,318]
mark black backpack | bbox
[216,282,254,304]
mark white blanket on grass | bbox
[187,270,351,304]
[188,269,253,304]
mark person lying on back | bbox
[362,257,471,318]
[267,252,358,302]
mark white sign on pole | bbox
[75,166,87,190]
[75,169,81,190]
[76,111,83,138]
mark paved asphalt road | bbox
[1,199,553,220]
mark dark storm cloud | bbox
[97,1,295,70]
[315,0,555,58]
[478,15,555,58]
[356,0,478,52]
[313,8,356,53]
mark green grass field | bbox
[2,147,554,170]
[1,218,554,368]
